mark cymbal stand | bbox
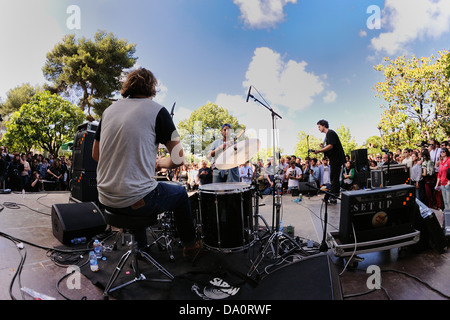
[246,89,300,277]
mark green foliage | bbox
[177,103,245,160]
[294,126,360,160]
[364,135,383,155]
[3,92,85,154]
[374,52,450,149]
[336,125,360,157]
[294,130,322,159]
[0,83,42,117]
[43,30,137,117]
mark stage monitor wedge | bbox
[52,202,106,245]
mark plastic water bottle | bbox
[89,251,99,272]
[71,237,87,245]
[279,220,284,233]
[94,239,102,258]
[22,189,25,198]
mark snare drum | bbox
[198,182,253,252]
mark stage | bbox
[0,189,449,304]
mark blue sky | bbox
[1,0,450,155]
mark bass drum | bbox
[199,182,254,252]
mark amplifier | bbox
[72,129,97,172]
[70,170,98,203]
[371,164,410,188]
[339,184,416,244]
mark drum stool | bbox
[102,209,174,300]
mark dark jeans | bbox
[327,161,342,201]
[104,182,196,248]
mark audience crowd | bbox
[0,146,72,192]
[1,137,449,212]
[157,138,450,212]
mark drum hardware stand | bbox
[149,211,178,262]
[246,87,301,277]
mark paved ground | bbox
[0,188,449,302]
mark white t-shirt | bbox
[95,98,175,208]
[285,166,302,188]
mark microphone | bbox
[246,86,252,103]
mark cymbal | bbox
[214,138,260,170]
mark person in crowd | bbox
[436,148,450,211]
[429,138,442,209]
[285,159,303,193]
[8,153,23,191]
[26,171,44,192]
[47,158,65,191]
[198,160,213,186]
[308,157,321,189]
[239,160,253,184]
[342,160,355,191]
[319,157,331,191]
[421,148,436,208]
[188,163,199,190]
[20,153,31,190]
[411,151,424,201]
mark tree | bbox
[374,52,450,149]
[336,125,360,157]
[294,130,322,160]
[364,135,383,156]
[177,103,245,161]
[3,92,85,155]
[43,30,137,117]
[0,83,42,117]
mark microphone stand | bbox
[305,183,341,252]
[246,91,300,277]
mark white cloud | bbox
[243,47,325,112]
[154,80,168,104]
[0,2,64,100]
[323,90,337,103]
[358,30,367,38]
[215,47,330,155]
[234,0,297,29]
[371,0,450,55]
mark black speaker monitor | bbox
[339,184,416,244]
[252,253,342,300]
[52,202,106,245]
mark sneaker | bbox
[329,199,337,205]
[183,240,204,261]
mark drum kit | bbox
[150,137,303,275]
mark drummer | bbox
[207,123,240,183]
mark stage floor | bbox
[0,189,449,302]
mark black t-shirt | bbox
[198,167,212,185]
[324,129,345,165]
